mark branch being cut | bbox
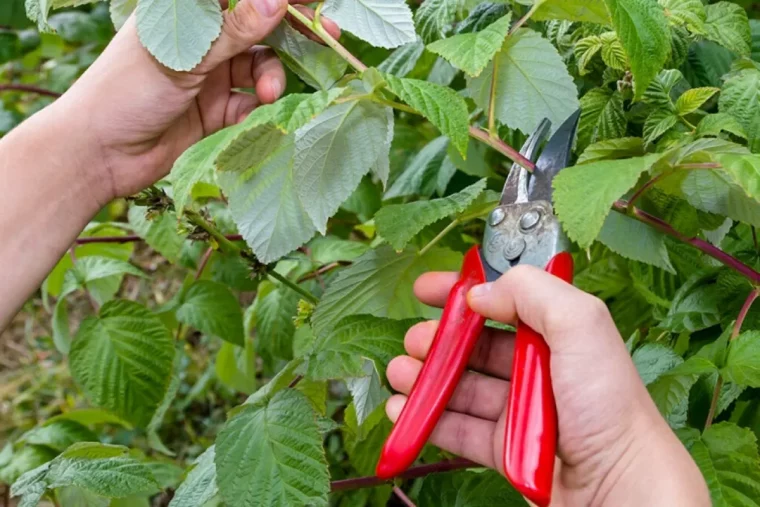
[330,458,477,492]
[0,84,61,98]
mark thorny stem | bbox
[393,486,416,507]
[0,84,61,98]
[614,201,760,284]
[420,219,460,256]
[185,209,242,256]
[330,458,477,491]
[705,288,759,429]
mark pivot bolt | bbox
[489,208,506,227]
[503,237,526,261]
[520,209,542,231]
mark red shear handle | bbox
[504,252,574,507]
[376,246,487,479]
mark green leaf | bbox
[533,0,611,24]
[468,28,579,135]
[44,409,132,429]
[689,422,760,506]
[553,154,660,248]
[713,152,760,206]
[309,236,370,265]
[322,0,416,49]
[418,470,528,506]
[12,443,159,504]
[415,0,458,44]
[632,343,682,385]
[293,100,394,232]
[127,207,187,263]
[146,347,180,457]
[266,24,347,91]
[176,280,243,346]
[305,315,412,380]
[382,74,469,157]
[377,39,425,77]
[682,41,735,89]
[346,361,389,426]
[69,300,175,428]
[676,87,720,116]
[168,447,217,507]
[644,109,679,144]
[658,0,705,33]
[574,34,603,75]
[644,68,685,107]
[0,445,57,487]
[604,0,671,99]
[659,276,720,332]
[61,256,146,297]
[216,126,315,263]
[135,0,222,71]
[704,2,751,56]
[271,89,346,134]
[253,280,300,362]
[110,0,136,30]
[577,137,645,165]
[215,389,329,507]
[578,88,627,151]
[385,136,450,199]
[719,69,760,152]
[375,179,487,250]
[647,356,717,420]
[723,331,760,388]
[171,126,242,215]
[598,212,675,272]
[57,486,109,507]
[20,421,97,453]
[426,14,511,78]
[696,113,748,140]
[312,246,462,337]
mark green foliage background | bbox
[2,0,760,505]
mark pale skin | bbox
[0,0,710,504]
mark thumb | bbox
[198,0,287,73]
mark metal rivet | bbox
[520,209,542,231]
[489,208,506,227]
[503,237,526,261]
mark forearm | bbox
[0,101,108,328]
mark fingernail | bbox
[259,0,283,17]
[469,283,493,300]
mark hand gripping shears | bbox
[376,110,581,507]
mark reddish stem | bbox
[627,173,665,209]
[330,458,476,491]
[705,288,759,429]
[288,375,303,388]
[393,486,416,507]
[614,201,760,284]
[195,247,213,281]
[468,127,536,171]
[0,84,61,98]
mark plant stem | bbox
[74,234,243,245]
[468,127,535,171]
[510,5,538,34]
[705,288,759,429]
[487,57,499,137]
[185,210,242,256]
[393,487,416,507]
[297,262,346,283]
[195,247,214,280]
[371,96,420,115]
[287,5,367,73]
[288,375,304,389]
[268,270,320,304]
[0,84,61,98]
[330,458,477,491]
[614,200,760,284]
[627,172,666,210]
[420,219,460,256]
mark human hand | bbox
[52,0,338,204]
[386,266,711,506]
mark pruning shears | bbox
[375,110,582,507]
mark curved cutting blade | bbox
[527,110,581,203]
[500,119,552,206]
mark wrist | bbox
[593,395,710,506]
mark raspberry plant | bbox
[2,0,760,505]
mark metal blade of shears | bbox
[527,110,582,203]
[500,119,552,206]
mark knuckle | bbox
[225,3,260,39]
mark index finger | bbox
[413,272,459,308]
